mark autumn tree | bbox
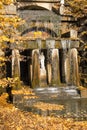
[66,0,87,39]
[65,0,87,52]
[66,0,87,17]
[65,0,87,87]
[0,0,24,87]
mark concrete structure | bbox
[4,0,80,88]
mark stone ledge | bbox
[80,89,87,98]
[10,39,79,49]
[17,0,59,3]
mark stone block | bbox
[81,89,87,98]
[4,5,16,15]
[70,29,77,39]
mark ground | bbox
[0,87,87,130]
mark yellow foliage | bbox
[34,31,42,38]
[0,0,14,5]
[9,38,15,43]
[0,56,6,61]
[0,4,24,47]
[0,35,9,42]
[0,1,3,9]
[66,0,87,17]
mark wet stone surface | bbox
[13,87,87,121]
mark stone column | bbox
[29,64,32,86]
[47,63,52,85]
[69,48,79,86]
[61,49,67,83]
[46,48,52,86]
[12,49,20,78]
[46,39,55,86]
[51,49,60,86]
[27,56,32,86]
[60,0,65,15]
[64,52,70,85]
[32,49,40,88]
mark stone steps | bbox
[33,86,80,99]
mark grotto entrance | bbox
[5,39,79,88]
[16,41,79,88]
[20,49,32,86]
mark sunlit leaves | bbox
[66,0,87,17]
[0,35,9,42]
[33,102,64,111]
[0,0,24,47]
[0,0,14,5]
[0,56,6,62]
[0,1,3,9]
[0,90,87,129]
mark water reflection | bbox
[13,88,87,121]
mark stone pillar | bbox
[46,48,52,85]
[32,49,40,88]
[70,29,77,39]
[64,53,70,85]
[61,49,66,83]
[60,0,65,15]
[47,63,52,85]
[12,49,20,78]
[27,58,32,86]
[69,48,79,86]
[29,64,32,86]
[51,49,60,86]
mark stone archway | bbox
[18,4,60,40]
[21,27,58,39]
[17,2,55,11]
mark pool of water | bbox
[13,87,87,121]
